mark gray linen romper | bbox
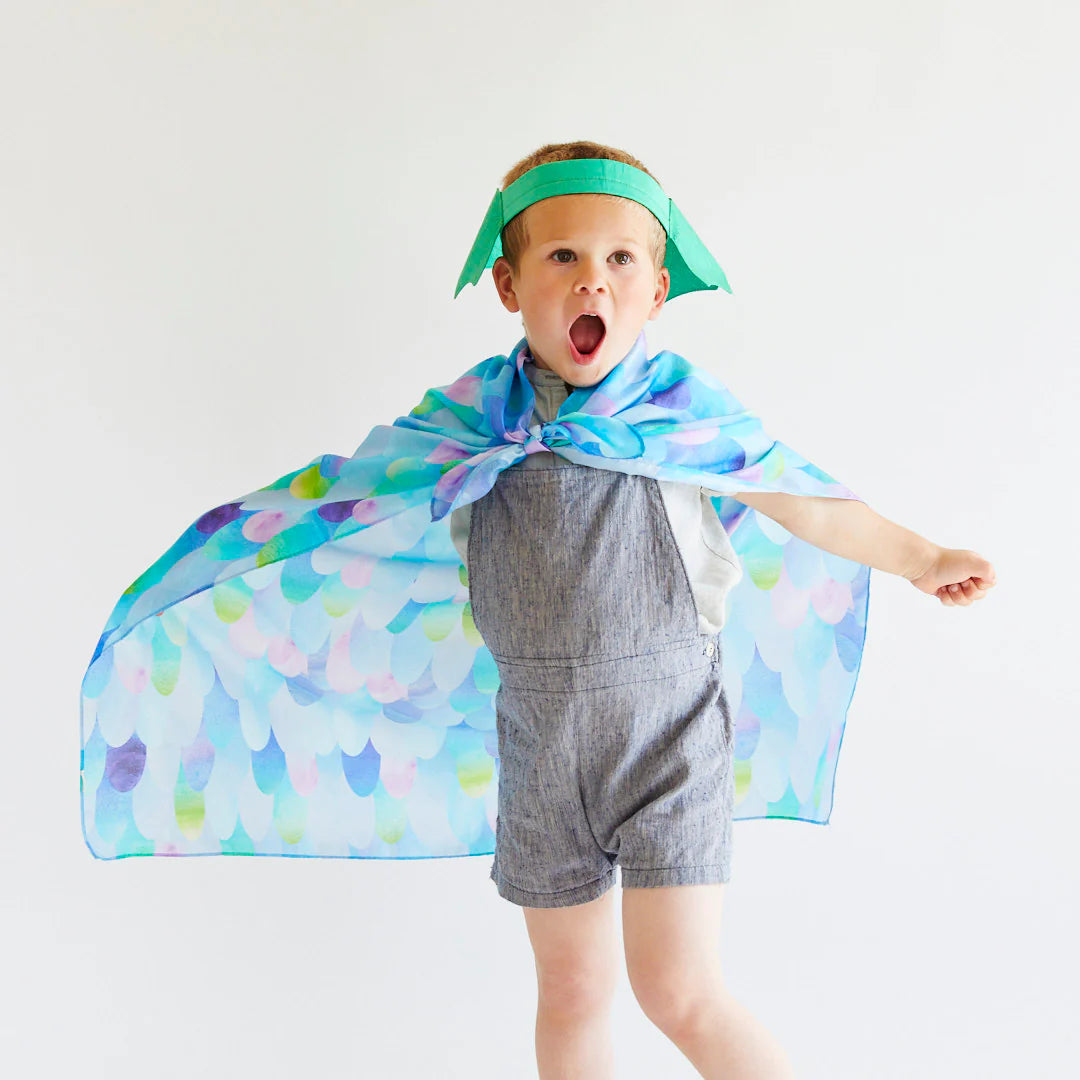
[469,359,736,908]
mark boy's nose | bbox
[574,256,607,291]
[574,273,607,293]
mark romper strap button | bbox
[705,641,716,656]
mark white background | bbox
[3,2,1077,1077]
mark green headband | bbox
[453,157,732,301]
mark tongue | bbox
[569,314,605,354]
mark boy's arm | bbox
[727,491,996,604]
[730,491,938,579]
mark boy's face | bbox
[491,194,670,387]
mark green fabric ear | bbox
[454,189,505,298]
[663,199,731,298]
[453,158,732,300]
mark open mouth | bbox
[568,313,606,364]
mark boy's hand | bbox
[905,546,997,606]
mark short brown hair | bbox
[498,140,667,277]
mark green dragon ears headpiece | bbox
[454,157,732,301]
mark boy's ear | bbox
[490,257,520,313]
[649,266,671,319]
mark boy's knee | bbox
[629,967,725,1035]
[536,963,618,1018]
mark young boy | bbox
[79,139,996,1080]
[455,141,995,1080]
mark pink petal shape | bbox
[242,509,289,543]
[365,671,407,704]
[326,632,365,694]
[228,605,269,659]
[351,499,383,525]
[341,554,377,589]
[809,578,853,624]
[114,660,149,696]
[770,569,811,629]
[380,756,417,798]
[442,374,481,406]
[267,636,308,677]
[425,439,469,465]
[287,753,320,797]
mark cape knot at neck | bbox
[523,422,571,454]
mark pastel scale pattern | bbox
[80,331,871,860]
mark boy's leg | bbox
[523,887,620,1080]
[622,883,796,1080]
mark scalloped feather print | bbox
[81,332,869,859]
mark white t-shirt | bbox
[449,360,744,633]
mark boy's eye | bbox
[551,250,634,265]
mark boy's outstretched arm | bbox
[731,491,997,607]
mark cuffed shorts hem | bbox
[490,866,617,908]
[620,863,731,889]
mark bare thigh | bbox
[622,884,726,1010]
[523,887,620,1009]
